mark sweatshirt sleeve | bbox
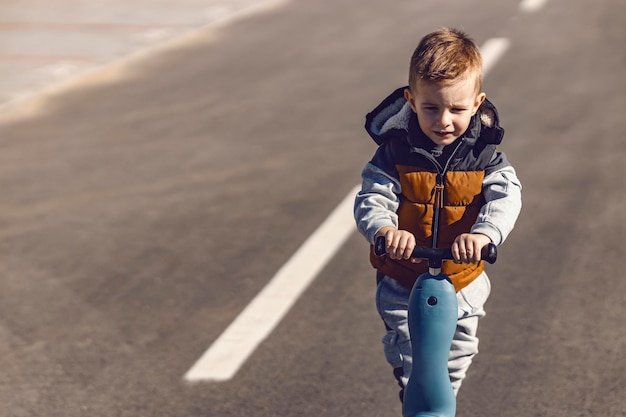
[354,144,401,244]
[470,153,523,246]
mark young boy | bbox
[354,28,522,401]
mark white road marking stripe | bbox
[184,37,511,383]
[519,0,549,13]
[480,38,511,76]
[184,185,361,382]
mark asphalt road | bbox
[1,0,625,416]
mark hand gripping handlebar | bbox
[374,236,497,268]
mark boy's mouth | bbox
[434,130,453,137]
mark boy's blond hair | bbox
[408,28,483,93]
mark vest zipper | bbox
[431,173,444,248]
[429,139,466,248]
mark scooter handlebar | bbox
[374,236,497,265]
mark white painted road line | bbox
[519,0,549,13]
[184,185,361,382]
[184,37,511,383]
[480,38,511,77]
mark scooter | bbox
[374,236,497,417]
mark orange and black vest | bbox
[366,88,505,292]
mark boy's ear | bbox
[472,92,487,115]
[404,88,417,113]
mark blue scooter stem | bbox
[402,271,457,417]
[374,237,497,417]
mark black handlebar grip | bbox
[482,243,497,264]
[374,235,387,256]
[374,236,498,264]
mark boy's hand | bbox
[452,233,492,264]
[375,227,421,263]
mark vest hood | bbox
[365,87,504,147]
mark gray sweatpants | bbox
[375,272,491,399]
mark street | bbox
[0,0,625,416]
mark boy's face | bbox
[404,77,486,146]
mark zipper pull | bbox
[434,183,444,208]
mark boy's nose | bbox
[438,112,452,126]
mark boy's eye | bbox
[451,108,467,113]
